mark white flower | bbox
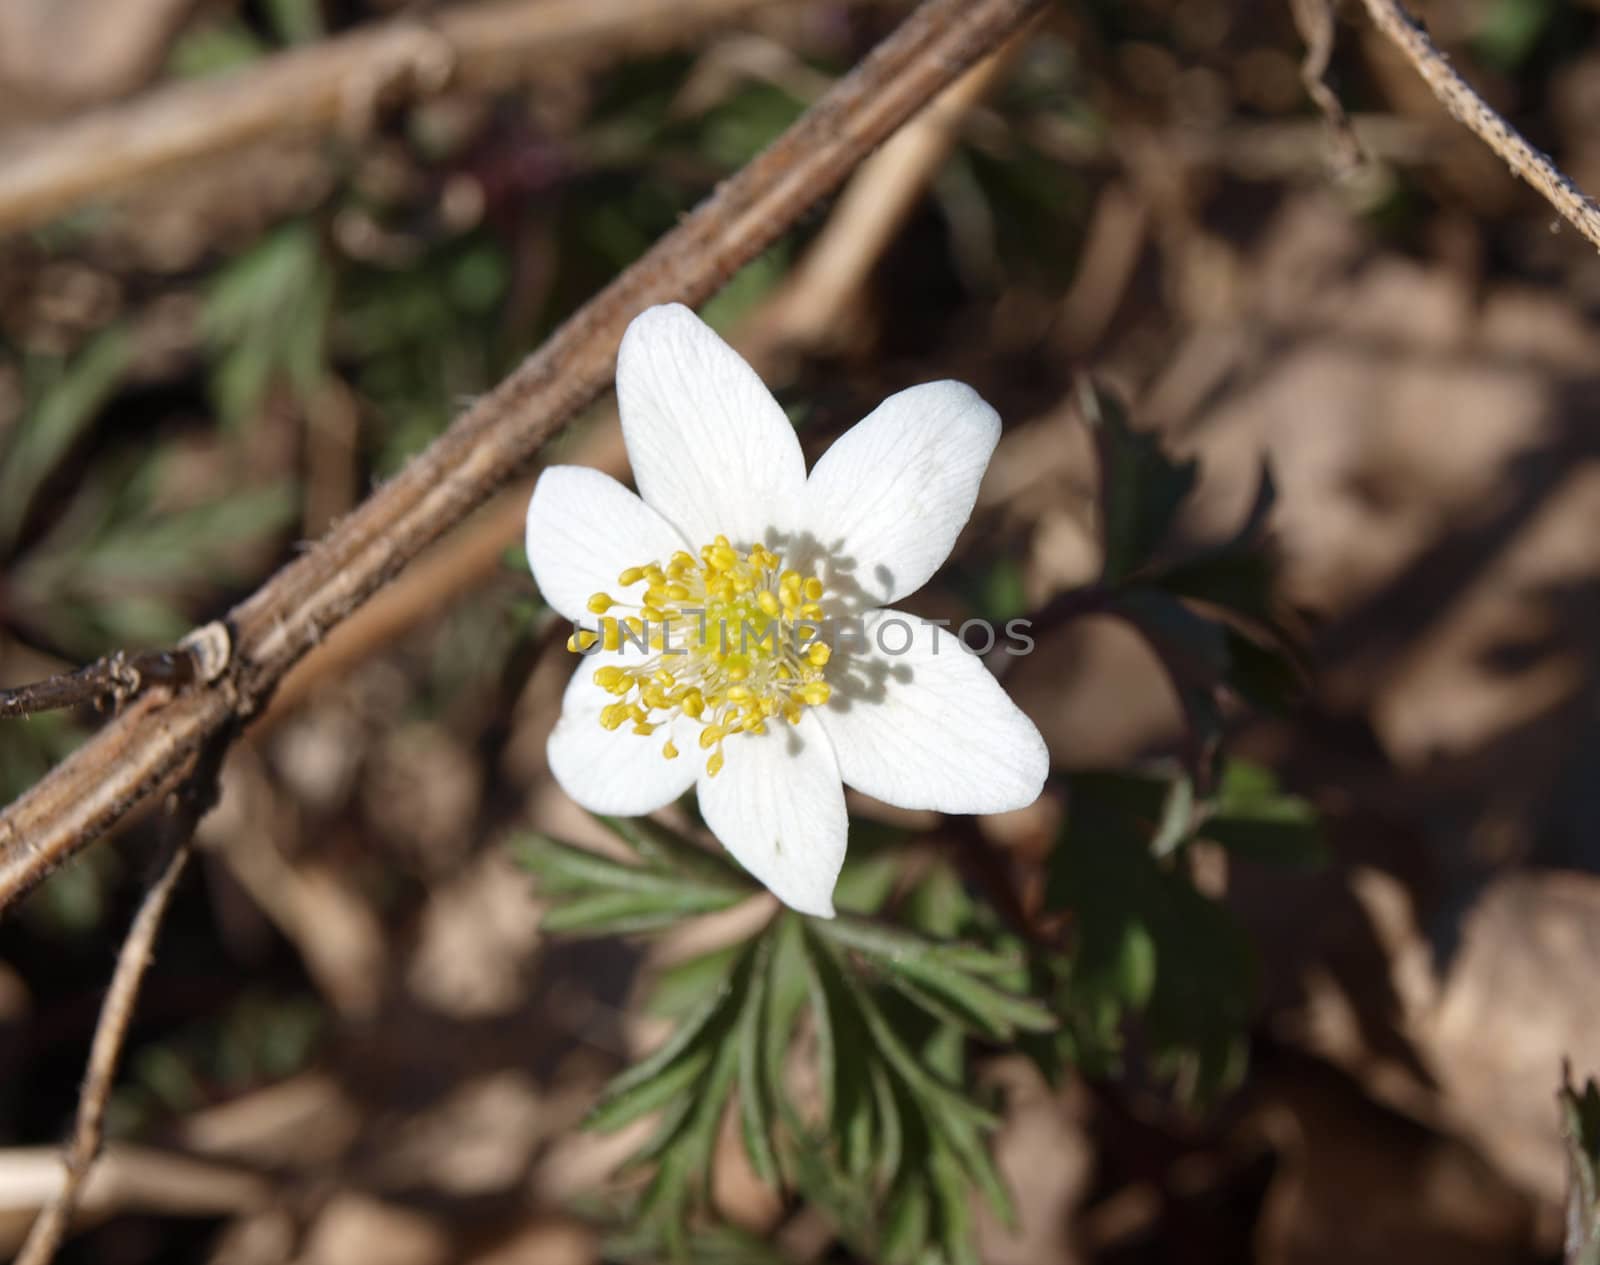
[525,304,1048,918]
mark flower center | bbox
[566,535,833,778]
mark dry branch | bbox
[1289,0,1361,172]
[0,0,798,238]
[747,33,1025,356]
[0,649,195,720]
[0,1145,268,1257]
[1357,0,1600,253]
[12,736,226,1265]
[0,0,1050,913]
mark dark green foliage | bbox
[1078,381,1304,788]
[515,818,1058,1264]
[0,329,131,548]
[512,824,748,937]
[1202,760,1327,868]
[202,222,332,431]
[0,326,297,660]
[1085,384,1199,586]
[1049,771,1256,1100]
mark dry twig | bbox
[1356,0,1600,253]
[0,0,1050,912]
[0,1145,268,1256]
[12,736,227,1265]
[0,0,799,238]
[748,31,1027,356]
[1289,0,1363,172]
[0,649,194,720]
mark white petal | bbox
[695,710,846,918]
[546,655,697,815]
[617,304,806,548]
[801,381,999,608]
[525,465,688,623]
[816,609,1048,815]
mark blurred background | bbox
[2,0,1599,1260]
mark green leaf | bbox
[1155,549,1277,632]
[202,222,331,429]
[516,834,704,897]
[1202,761,1326,868]
[1049,773,1257,1103]
[0,328,131,547]
[597,815,749,890]
[868,1059,904,1190]
[836,960,1000,1139]
[514,831,746,934]
[539,888,741,936]
[921,1087,1014,1227]
[762,913,814,1157]
[901,861,975,938]
[736,935,780,1187]
[1082,382,1197,584]
[797,923,840,1127]
[586,1042,715,1134]
[832,849,903,916]
[586,982,734,1132]
[812,915,1056,1043]
[929,1147,981,1265]
[1106,588,1231,684]
[637,1019,741,1232]
[648,944,742,1019]
[879,1178,932,1265]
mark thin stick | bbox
[0,0,1049,912]
[12,738,225,1265]
[748,34,1024,355]
[0,0,797,238]
[0,650,194,721]
[1288,0,1361,172]
[1357,0,1600,253]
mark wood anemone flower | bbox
[526,304,1047,917]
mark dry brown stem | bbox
[1356,0,1600,253]
[0,0,1049,913]
[748,31,1026,356]
[0,648,195,720]
[1289,0,1362,172]
[0,0,798,238]
[0,1145,268,1256]
[11,736,226,1265]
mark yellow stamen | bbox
[565,534,834,767]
